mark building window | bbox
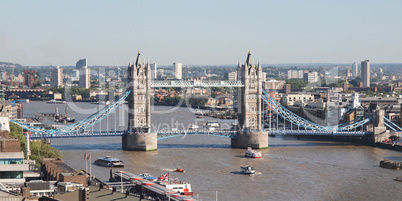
[0,159,23,164]
[0,171,23,179]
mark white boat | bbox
[91,101,110,105]
[205,120,219,131]
[157,173,193,196]
[245,147,262,158]
[188,124,199,130]
[240,165,255,174]
[195,109,203,116]
[94,156,125,167]
[46,99,66,104]
[137,173,157,182]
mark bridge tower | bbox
[231,51,268,149]
[122,50,157,151]
[372,107,389,143]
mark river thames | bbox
[23,101,402,201]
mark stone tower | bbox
[372,106,389,143]
[231,51,268,149]
[122,50,157,151]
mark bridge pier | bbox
[124,50,156,151]
[122,132,157,151]
[231,131,268,149]
[232,51,268,149]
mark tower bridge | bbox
[121,50,268,151]
[11,51,401,150]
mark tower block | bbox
[231,51,268,149]
[122,51,157,151]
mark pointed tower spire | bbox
[258,57,261,69]
[246,49,251,66]
[147,58,150,71]
[135,50,141,67]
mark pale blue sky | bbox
[1,0,401,66]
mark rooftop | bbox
[87,185,150,201]
[55,162,76,173]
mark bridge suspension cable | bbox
[11,89,131,135]
[261,89,372,132]
[384,117,402,132]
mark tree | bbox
[30,140,63,165]
[9,122,62,165]
[285,78,309,89]
[362,90,374,96]
[9,122,26,157]
[188,97,208,107]
[349,77,361,87]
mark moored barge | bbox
[379,159,401,170]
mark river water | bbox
[23,101,402,201]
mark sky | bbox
[1,0,402,66]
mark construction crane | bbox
[10,63,15,86]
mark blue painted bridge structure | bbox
[11,86,401,142]
[11,86,402,141]
[11,51,402,149]
[12,87,380,137]
[26,129,375,140]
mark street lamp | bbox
[117,171,125,193]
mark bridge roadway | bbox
[26,130,375,139]
[269,130,372,136]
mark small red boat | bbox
[173,167,185,173]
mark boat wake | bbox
[160,168,175,172]
[230,171,262,175]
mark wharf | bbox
[55,185,151,201]
[80,170,195,201]
[110,171,195,201]
[375,142,402,151]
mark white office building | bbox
[287,70,304,79]
[173,63,182,80]
[361,60,370,87]
[79,66,91,89]
[352,62,358,77]
[0,118,29,184]
[303,71,319,83]
[51,66,63,88]
[150,63,157,79]
[228,71,237,81]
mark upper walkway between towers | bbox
[150,80,244,88]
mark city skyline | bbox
[1,1,402,66]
